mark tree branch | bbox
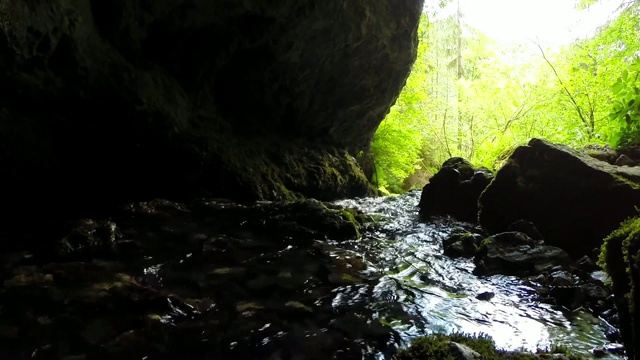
[533,40,592,136]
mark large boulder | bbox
[418,157,493,223]
[0,0,423,229]
[478,138,640,258]
[601,217,640,360]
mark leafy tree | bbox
[370,14,430,193]
[371,0,640,194]
[609,57,640,147]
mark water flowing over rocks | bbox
[0,199,384,359]
[478,138,640,258]
[0,192,626,359]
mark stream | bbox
[0,191,623,359]
[335,190,619,358]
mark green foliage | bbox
[599,216,640,274]
[370,14,430,193]
[370,0,640,193]
[370,110,422,193]
[557,2,640,146]
[608,57,640,147]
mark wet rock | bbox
[507,220,544,241]
[120,199,190,222]
[449,341,483,359]
[580,283,609,303]
[550,285,581,311]
[575,255,598,273]
[0,261,201,358]
[605,342,625,355]
[475,292,495,301]
[604,323,621,343]
[473,232,572,276]
[443,229,482,258]
[592,347,607,357]
[479,138,640,258]
[419,157,494,223]
[251,199,364,241]
[584,144,619,164]
[619,143,640,162]
[0,190,618,359]
[54,219,121,261]
[528,265,615,314]
[113,239,143,259]
[615,154,635,166]
[549,270,576,287]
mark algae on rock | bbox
[600,216,640,360]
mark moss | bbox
[480,236,495,248]
[599,216,640,275]
[599,216,640,358]
[202,134,371,202]
[598,218,640,271]
[338,209,361,238]
[612,173,640,190]
[273,182,298,202]
[396,333,585,360]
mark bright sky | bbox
[438,0,624,48]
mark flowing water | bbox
[334,190,620,358]
[1,192,623,359]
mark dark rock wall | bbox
[0,0,423,223]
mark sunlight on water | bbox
[335,191,622,358]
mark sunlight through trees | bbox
[371,0,640,193]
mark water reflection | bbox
[335,190,621,358]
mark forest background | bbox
[370,0,640,194]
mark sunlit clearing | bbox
[456,0,622,48]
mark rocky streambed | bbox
[0,190,625,359]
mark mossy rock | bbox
[210,138,373,202]
[473,232,571,276]
[600,216,640,359]
[443,229,482,258]
[253,199,364,241]
[396,333,584,360]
